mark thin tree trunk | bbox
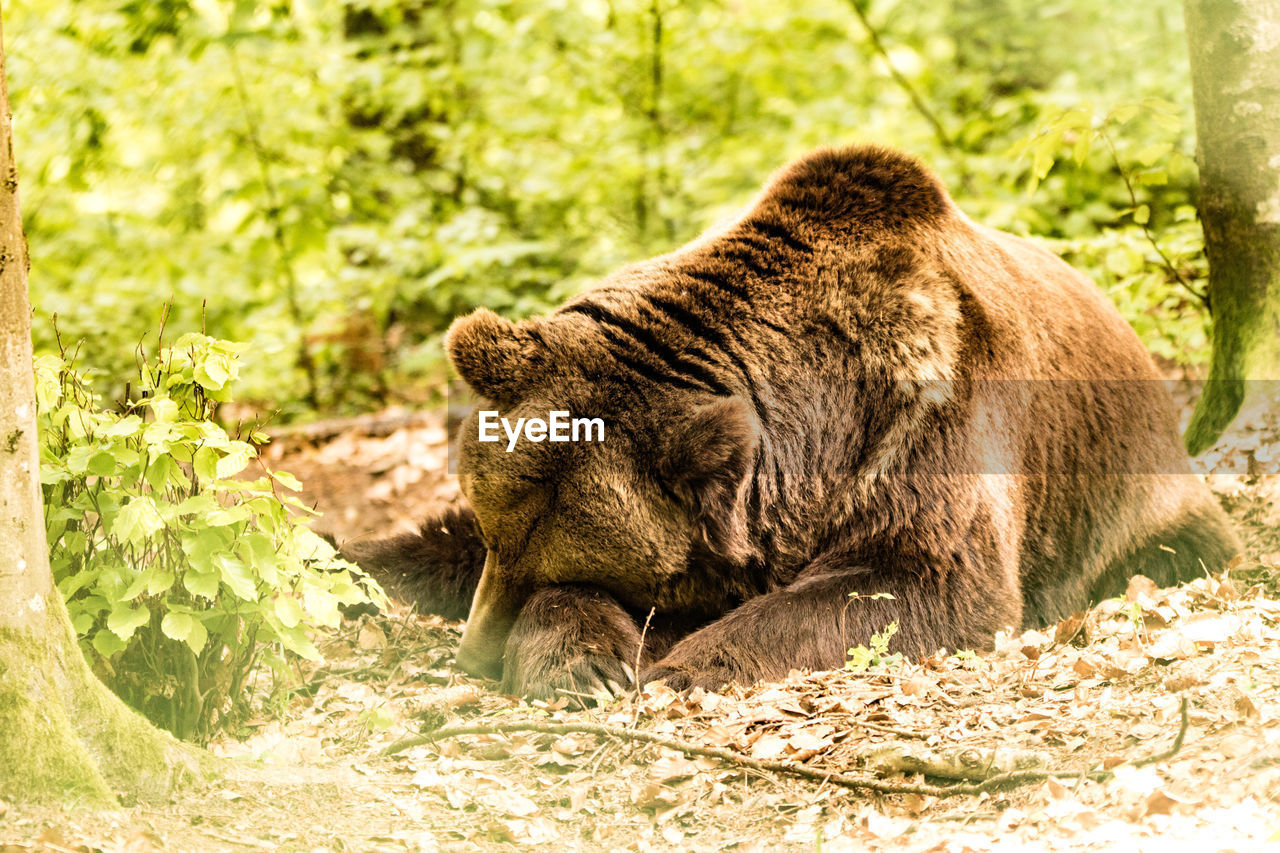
[1182,0,1280,454]
[0,18,200,805]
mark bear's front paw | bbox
[502,646,635,706]
[499,585,643,705]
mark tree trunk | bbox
[1182,0,1280,454]
[0,20,200,805]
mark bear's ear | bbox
[661,397,760,563]
[445,308,547,405]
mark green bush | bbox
[1014,100,1210,365]
[36,333,384,743]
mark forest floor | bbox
[4,385,1280,852]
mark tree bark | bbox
[1183,0,1280,454]
[0,18,200,805]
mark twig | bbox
[632,606,655,725]
[385,697,1193,798]
[388,720,1000,796]
[845,0,952,151]
[1132,696,1190,767]
[1099,130,1208,308]
[553,687,611,702]
[851,720,929,740]
[227,46,320,407]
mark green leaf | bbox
[147,570,176,595]
[293,528,337,561]
[161,611,208,653]
[275,622,321,661]
[120,568,154,601]
[101,415,144,438]
[193,446,218,486]
[206,505,251,527]
[1150,111,1183,133]
[1031,136,1057,181]
[215,442,255,480]
[1109,103,1141,124]
[112,496,165,546]
[92,629,129,658]
[302,586,341,628]
[215,553,258,600]
[1133,142,1172,167]
[274,594,304,628]
[360,706,395,733]
[143,421,178,449]
[198,420,231,448]
[270,469,303,491]
[145,454,174,493]
[184,569,220,600]
[107,603,150,640]
[66,444,95,475]
[244,532,280,584]
[1071,131,1092,166]
[87,450,116,476]
[149,397,179,424]
[195,353,231,390]
[1133,204,1151,226]
[182,525,232,573]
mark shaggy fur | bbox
[338,503,485,621]
[343,145,1241,695]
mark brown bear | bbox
[343,145,1240,698]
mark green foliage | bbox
[948,648,985,670]
[845,621,903,673]
[1013,100,1209,364]
[8,0,1212,420]
[36,333,384,742]
[844,592,902,672]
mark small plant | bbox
[36,333,384,743]
[1124,600,1148,636]
[846,621,903,673]
[844,592,904,673]
[949,648,986,671]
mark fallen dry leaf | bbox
[648,752,700,785]
[478,789,539,817]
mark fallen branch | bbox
[851,720,931,740]
[383,698,1190,798]
[1133,695,1191,768]
[266,410,439,443]
[864,743,1051,782]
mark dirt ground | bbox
[4,389,1280,852]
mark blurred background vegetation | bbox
[8,0,1209,421]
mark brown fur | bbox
[346,145,1241,695]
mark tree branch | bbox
[227,46,321,407]
[1099,130,1208,309]
[845,0,952,151]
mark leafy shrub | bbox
[1013,101,1210,365]
[36,333,384,743]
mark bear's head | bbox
[445,306,761,679]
